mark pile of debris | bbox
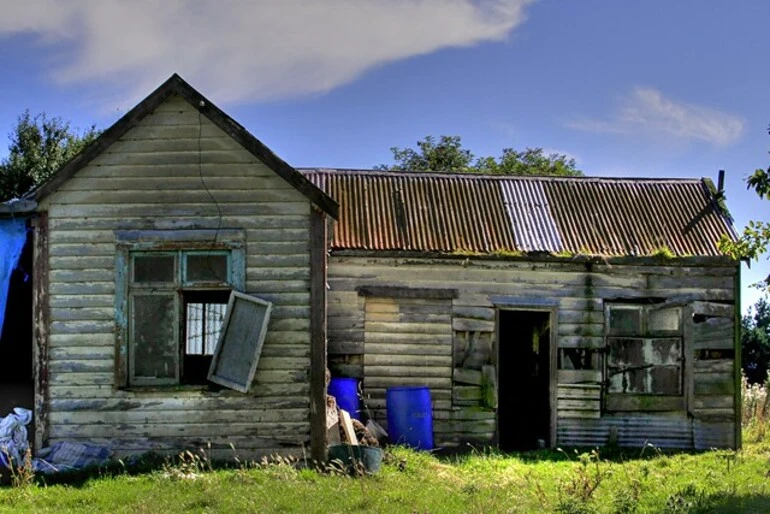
[326,394,382,447]
[0,407,111,475]
[325,369,386,449]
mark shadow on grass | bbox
[431,442,723,464]
[29,452,168,488]
[693,492,770,513]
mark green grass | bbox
[2,441,770,513]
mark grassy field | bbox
[4,376,770,513]
[1,441,769,513]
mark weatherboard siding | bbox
[326,254,738,448]
[39,95,313,458]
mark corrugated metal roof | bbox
[302,169,737,257]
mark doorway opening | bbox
[497,309,553,451]
[0,230,34,437]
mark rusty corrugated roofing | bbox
[302,169,737,257]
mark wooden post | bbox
[31,213,50,451]
[734,265,742,449]
[309,207,328,463]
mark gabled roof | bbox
[31,74,338,219]
[302,168,738,258]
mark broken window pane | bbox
[186,254,228,283]
[186,302,227,355]
[608,307,642,336]
[132,294,177,380]
[559,348,599,370]
[133,255,175,283]
[648,307,681,334]
[607,337,682,395]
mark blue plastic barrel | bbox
[386,386,434,450]
[329,377,361,420]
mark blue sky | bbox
[1,0,768,311]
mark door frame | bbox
[495,302,558,448]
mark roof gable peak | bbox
[31,74,338,218]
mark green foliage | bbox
[718,124,770,288]
[650,246,676,259]
[0,110,99,201]
[742,295,770,385]
[377,135,583,176]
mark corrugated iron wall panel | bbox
[303,170,736,257]
[558,414,697,449]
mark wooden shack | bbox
[9,75,337,462]
[304,169,741,450]
[1,75,740,458]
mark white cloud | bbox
[568,86,744,147]
[0,0,533,106]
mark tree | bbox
[719,124,770,288]
[376,135,583,176]
[742,295,770,384]
[0,110,99,202]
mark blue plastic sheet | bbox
[0,218,27,340]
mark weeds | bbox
[162,446,213,481]
[665,484,711,513]
[650,246,676,259]
[530,449,612,514]
[743,372,770,442]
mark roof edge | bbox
[299,167,705,183]
[31,74,338,219]
[330,249,740,266]
[0,198,37,216]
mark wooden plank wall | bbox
[327,255,738,449]
[691,302,736,449]
[38,95,313,459]
[362,297,453,438]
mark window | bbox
[604,304,683,400]
[128,250,234,386]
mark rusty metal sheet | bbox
[558,414,694,448]
[302,169,737,257]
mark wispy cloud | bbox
[1,0,533,106]
[567,86,744,147]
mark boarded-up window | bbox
[605,305,683,397]
[208,292,272,393]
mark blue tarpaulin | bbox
[0,218,27,339]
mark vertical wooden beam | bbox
[734,264,742,449]
[682,305,694,418]
[549,306,558,448]
[309,207,328,463]
[114,246,129,389]
[32,212,50,451]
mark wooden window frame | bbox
[603,303,684,412]
[114,230,245,389]
[208,291,273,393]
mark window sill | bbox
[117,384,244,397]
[604,394,684,412]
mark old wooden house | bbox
[0,74,740,460]
[304,169,741,451]
[1,75,336,462]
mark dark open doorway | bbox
[0,230,34,435]
[497,309,553,451]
